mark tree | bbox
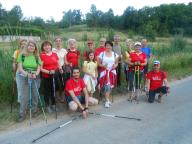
[7,5,23,25]
[31,17,45,28]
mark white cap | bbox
[134,42,141,47]
[153,60,160,65]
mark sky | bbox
[0,0,191,21]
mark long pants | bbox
[19,75,38,117]
[128,71,143,91]
[116,63,121,87]
[42,77,56,106]
[16,71,22,103]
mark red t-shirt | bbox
[40,52,59,78]
[65,78,86,96]
[94,46,106,59]
[146,70,167,90]
[66,49,80,67]
[129,52,146,71]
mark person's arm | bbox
[82,87,89,108]
[145,78,150,92]
[12,58,17,73]
[141,58,148,66]
[18,62,28,77]
[82,61,92,76]
[68,90,85,111]
[64,55,69,65]
[95,63,98,78]
[127,57,134,66]
[40,65,50,74]
[149,48,153,61]
[163,78,169,87]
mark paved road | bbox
[0,77,192,144]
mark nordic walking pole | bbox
[34,79,47,124]
[32,116,79,143]
[52,74,57,119]
[137,66,140,104]
[89,112,141,121]
[28,77,33,126]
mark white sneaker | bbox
[108,101,112,106]
[104,101,111,108]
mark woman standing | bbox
[98,41,119,108]
[127,42,147,101]
[17,40,41,122]
[52,37,67,102]
[40,41,63,113]
[64,39,80,81]
[82,50,98,105]
[124,39,134,87]
[12,39,27,103]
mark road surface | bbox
[0,77,192,144]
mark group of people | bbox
[12,35,170,121]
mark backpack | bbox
[21,54,40,65]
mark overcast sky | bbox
[1,0,191,21]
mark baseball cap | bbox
[134,42,141,47]
[153,60,160,65]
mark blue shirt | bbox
[141,47,152,59]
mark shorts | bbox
[148,86,168,103]
[66,95,85,104]
[102,84,112,93]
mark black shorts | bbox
[148,86,168,103]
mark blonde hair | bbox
[27,40,39,57]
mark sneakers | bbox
[104,101,112,108]
[158,95,163,103]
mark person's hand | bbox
[134,62,138,66]
[103,64,108,69]
[112,64,116,70]
[59,68,64,74]
[82,108,89,119]
[49,70,55,75]
[137,61,141,66]
[69,63,73,67]
[32,73,37,79]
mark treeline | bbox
[0,3,192,37]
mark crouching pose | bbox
[65,67,98,118]
[145,60,170,103]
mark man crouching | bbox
[65,67,98,118]
[145,61,170,103]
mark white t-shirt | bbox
[52,48,67,66]
[99,51,119,70]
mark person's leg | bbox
[88,96,98,105]
[68,101,78,111]
[128,71,134,100]
[103,85,112,108]
[16,71,22,103]
[19,76,28,121]
[148,90,156,103]
[156,86,167,103]
[43,78,50,106]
